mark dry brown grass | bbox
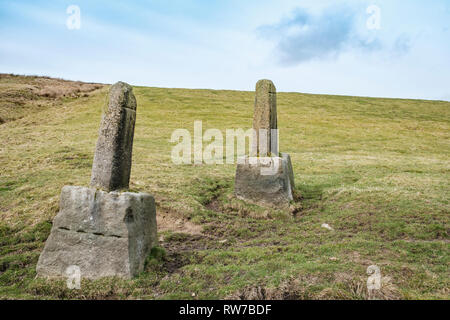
[0,74,104,123]
[226,274,400,300]
[226,276,320,300]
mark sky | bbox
[0,0,449,100]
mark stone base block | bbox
[36,186,157,280]
[235,153,295,208]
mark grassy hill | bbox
[0,74,448,299]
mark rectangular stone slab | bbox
[36,186,157,279]
[235,153,294,208]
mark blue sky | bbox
[1,0,449,100]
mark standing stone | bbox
[91,82,137,192]
[252,80,278,156]
[235,80,295,208]
[37,82,157,280]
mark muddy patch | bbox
[158,234,216,275]
[156,209,221,274]
[157,209,203,236]
[205,197,222,212]
[161,251,192,274]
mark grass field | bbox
[0,74,448,300]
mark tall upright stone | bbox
[37,82,157,280]
[252,80,278,156]
[235,80,295,208]
[91,82,137,191]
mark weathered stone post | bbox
[252,79,278,157]
[91,82,137,191]
[235,80,295,208]
[37,82,157,280]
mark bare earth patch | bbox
[157,208,203,236]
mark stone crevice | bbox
[57,225,124,239]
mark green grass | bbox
[0,76,449,300]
